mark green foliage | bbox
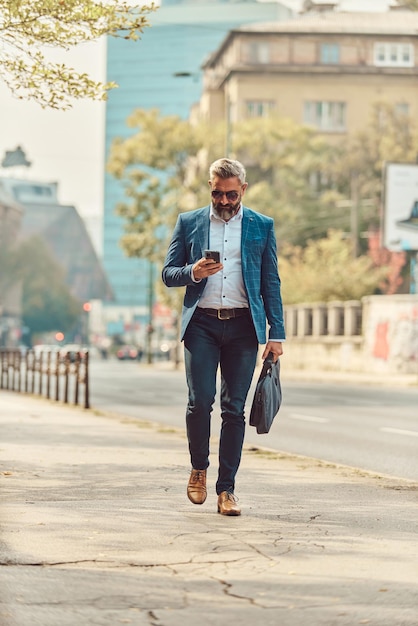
[108,108,223,210]
[231,115,342,245]
[0,241,20,301]
[0,0,157,108]
[324,102,418,256]
[18,237,81,336]
[108,110,200,310]
[331,102,418,200]
[280,230,389,304]
[108,110,195,260]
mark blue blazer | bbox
[162,205,286,344]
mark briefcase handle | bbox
[260,351,275,378]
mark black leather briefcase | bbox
[249,353,282,434]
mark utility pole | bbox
[336,178,374,257]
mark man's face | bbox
[209,175,247,221]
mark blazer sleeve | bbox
[161,214,197,287]
[261,221,286,341]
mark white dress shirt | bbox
[198,204,249,310]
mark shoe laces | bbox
[190,470,205,484]
[225,491,238,503]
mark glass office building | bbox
[103,0,292,316]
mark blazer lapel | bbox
[241,207,253,274]
[196,206,210,255]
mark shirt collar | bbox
[210,203,243,223]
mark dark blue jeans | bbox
[183,308,258,495]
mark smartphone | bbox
[204,250,220,263]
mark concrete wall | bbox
[362,294,418,375]
[284,295,418,376]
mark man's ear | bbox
[241,183,248,194]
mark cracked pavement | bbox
[0,392,417,626]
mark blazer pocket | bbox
[246,235,266,249]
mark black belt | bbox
[197,307,249,320]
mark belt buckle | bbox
[218,308,233,320]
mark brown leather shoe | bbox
[217,491,241,516]
[187,469,207,504]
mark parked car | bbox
[59,344,84,362]
[116,345,141,360]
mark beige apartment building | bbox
[197,9,418,139]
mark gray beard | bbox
[214,204,239,221]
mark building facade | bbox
[103,0,293,326]
[198,9,418,137]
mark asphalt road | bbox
[89,359,418,482]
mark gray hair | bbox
[209,158,246,185]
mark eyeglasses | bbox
[211,190,240,202]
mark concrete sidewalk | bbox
[1,391,417,626]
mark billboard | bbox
[383,163,418,251]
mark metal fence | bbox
[0,348,90,409]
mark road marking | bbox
[289,413,329,423]
[380,427,418,438]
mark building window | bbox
[246,41,270,64]
[245,100,275,118]
[320,43,340,64]
[304,101,346,131]
[14,184,54,202]
[374,42,414,67]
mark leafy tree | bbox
[108,108,201,259]
[0,240,21,305]
[280,230,389,305]
[18,237,81,341]
[0,0,157,108]
[107,108,222,316]
[327,102,418,252]
[336,101,418,194]
[231,115,342,245]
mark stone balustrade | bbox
[283,295,418,376]
[284,300,362,338]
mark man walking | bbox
[162,158,285,515]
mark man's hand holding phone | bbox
[192,250,223,281]
[204,250,220,263]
